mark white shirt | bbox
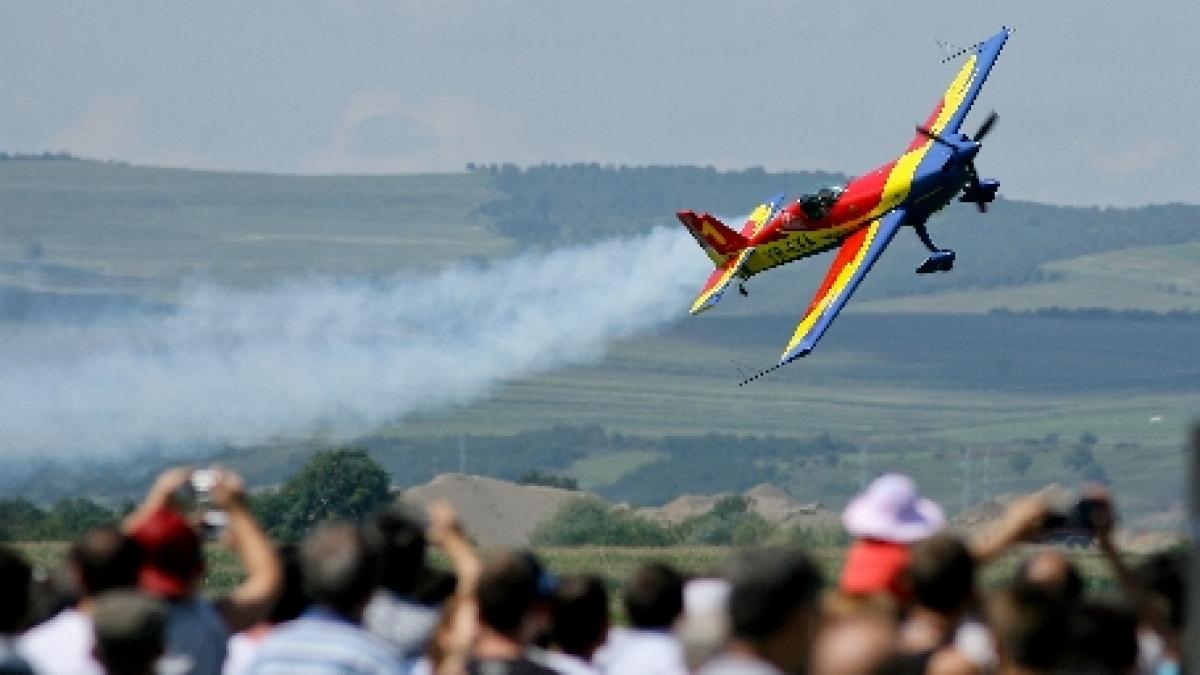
[18,608,104,675]
[600,629,687,675]
[538,650,599,675]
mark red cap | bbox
[839,538,911,600]
[129,507,203,599]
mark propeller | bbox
[914,111,999,213]
[972,110,998,142]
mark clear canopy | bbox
[797,185,845,221]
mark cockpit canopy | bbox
[797,185,845,221]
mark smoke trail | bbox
[0,227,709,457]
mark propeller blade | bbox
[973,111,998,142]
[916,125,957,149]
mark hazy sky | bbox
[2,1,1196,206]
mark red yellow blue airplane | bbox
[677,28,1011,384]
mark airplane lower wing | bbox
[779,208,910,363]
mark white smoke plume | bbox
[0,227,709,457]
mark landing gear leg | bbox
[914,223,955,274]
[738,283,748,297]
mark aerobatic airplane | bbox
[677,28,1011,384]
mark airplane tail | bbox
[676,211,748,265]
[678,193,786,314]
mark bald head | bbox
[301,521,378,619]
[1017,550,1083,606]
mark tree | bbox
[0,498,48,541]
[254,448,391,540]
[45,498,116,538]
[531,497,674,547]
[1008,452,1033,477]
[1063,446,1095,471]
[515,469,579,491]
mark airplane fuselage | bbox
[738,137,974,279]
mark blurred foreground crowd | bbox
[0,468,1186,675]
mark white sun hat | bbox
[841,473,945,543]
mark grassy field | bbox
[0,160,511,294]
[859,242,1200,314]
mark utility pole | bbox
[859,443,869,488]
[982,447,992,501]
[961,448,972,514]
[1187,423,1200,674]
[459,434,466,475]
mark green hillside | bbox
[1,159,1197,518]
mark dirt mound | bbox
[640,493,727,524]
[639,484,839,529]
[745,483,837,528]
[402,473,583,548]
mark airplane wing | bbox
[778,208,909,363]
[910,27,1011,144]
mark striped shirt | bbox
[246,608,407,675]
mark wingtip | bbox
[778,347,812,365]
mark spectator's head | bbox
[810,613,896,675]
[92,590,166,675]
[988,585,1067,673]
[476,551,544,642]
[0,546,32,634]
[842,474,944,544]
[1065,601,1138,675]
[129,508,203,600]
[1016,550,1084,607]
[623,562,684,631]
[367,504,427,596]
[1135,551,1185,637]
[69,527,141,600]
[267,544,310,625]
[726,547,823,673]
[551,575,609,660]
[907,533,975,615]
[301,521,379,620]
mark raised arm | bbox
[969,493,1049,564]
[210,469,282,632]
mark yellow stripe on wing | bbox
[781,219,885,357]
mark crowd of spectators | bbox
[0,465,1188,675]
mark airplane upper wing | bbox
[909,27,1011,145]
[778,208,910,363]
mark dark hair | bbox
[989,585,1067,670]
[1135,551,1185,632]
[0,546,32,632]
[552,575,609,657]
[268,544,310,624]
[69,527,141,597]
[1065,600,1138,673]
[92,590,166,675]
[300,521,379,617]
[727,548,822,642]
[908,534,975,613]
[367,505,427,596]
[477,552,541,637]
[624,563,684,630]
